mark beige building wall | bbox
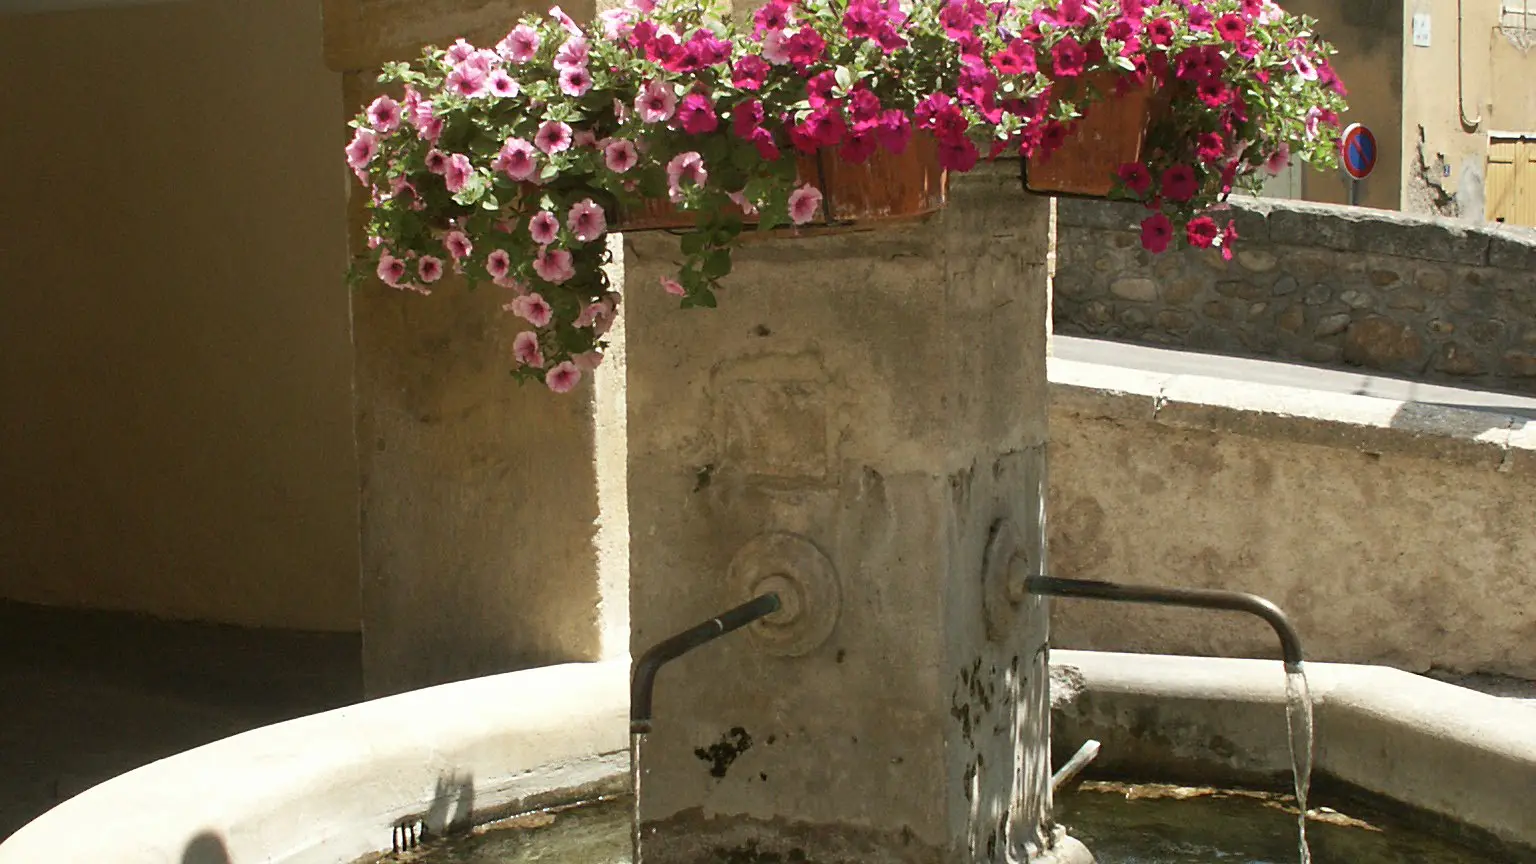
[1402,0,1536,220]
[1280,0,1404,211]
[0,1,361,631]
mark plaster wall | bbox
[1047,360,1536,680]
[0,0,360,631]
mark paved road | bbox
[1052,335,1536,420]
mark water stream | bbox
[629,731,645,864]
[1284,663,1315,864]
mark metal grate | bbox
[1501,0,1536,51]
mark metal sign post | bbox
[1340,122,1377,206]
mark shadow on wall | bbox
[183,832,232,864]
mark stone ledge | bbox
[1050,650,1536,852]
[0,660,629,864]
[1057,198,1536,271]
[1048,357,1528,472]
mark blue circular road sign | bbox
[1340,123,1377,181]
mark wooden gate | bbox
[1487,135,1536,227]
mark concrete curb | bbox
[0,660,629,864]
[1049,357,1531,471]
[1050,650,1536,851]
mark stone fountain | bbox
[624,165,1089,864]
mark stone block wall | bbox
[1053,198,1536,393]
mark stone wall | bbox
[1046,359,1536,680]
[1053,198,1536,393]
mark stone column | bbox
[326,0,627,698]
[626,164,1083,863]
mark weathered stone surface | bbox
[1238,250,1278,272]
[1343,316,1425,372]
[1504,351,1536,377]
[1157,309,1195,332]
[1111,277,1159,302]
[1120,307,1149,328]
[1054,198,1536,395]
[1278,305,1305,334]
[1082,300,1113,327]
[1436,342,1485,376]
[1314,313,1351,338]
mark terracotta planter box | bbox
[1022,74,1164,198]
[616,132,948,232]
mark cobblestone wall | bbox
[1053,198,1536,393]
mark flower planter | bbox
[616,133,948,232]
[1021,73,1162,199]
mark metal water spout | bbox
[630,593,782,734]
[1021,576,1304,670]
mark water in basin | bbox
[379,786,1520,864]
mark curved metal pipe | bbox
[1458,0,1482,130]
[1024,576,1304,670]
[630,593,782,734]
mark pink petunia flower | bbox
[559,66,593,96]
[573,351,605,372]
[549,5,583,37]
[787,184,823,225]
[444,232,473,261]
[494,137,537,181]
[760,30,791,65]
[534,120,573,154]
[486,249,512,280]
[665,151,708,203]
[446,38,476,65]
[573,300,615,334]
[512,330,545,368]
[488,70,520,98]
[533,247,576,283]
[443,153,473,192]
[1265,143,1292,176]
[345,128,378,172]
[446,65,489,98]
[418,256,444,284]
[425,150,449,174]
[554,37,589,70]
[603,139,639,173]
[529,211,561,245]
[567,199,607,243]
[635,80,678,123]
[376,251,407,285]
[1291,54,1319,81]
[660,276,686,296]
[545,362,582,393]
[498,25,540,63]
[512,292,553,327]
[366,96,401,133]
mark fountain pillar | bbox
[625,164,1086,863]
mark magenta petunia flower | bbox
[442,232,472,262]
[875,110,912,154]
[1051,36,1086,77]
[1147,17,1176,45]
[1291,54,1319,81]
[498,25,540,63]
[665,151,708,202]
[677,93,718,135]
[559,66,593,96]
[545,362,582,393]
[603,139,639,173]
[1185,216,1219,249]
[635,79,677,123]
[1214,13,1247,42]
[1196,132,1227,163]
[1187,5,1214,30]
[529,211,561,245]
[532,248,576,284]
[1140,213,1172,253]
[1117,162,1152,196]
[442,153,473,192]
[567,199,607,243]
[488,70,520,98]
[418,256,444,284]
[494,138,537,181]
[512,330,545,368]
[732,99,765,138]
[785,28,827,71]
[366,96,401,133]
[732,54,771,91]
[1161,164,1200,202]
[534,120,573,154]
[787,184,824,225]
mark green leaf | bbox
[702,249,733,279]
[834,65,854,92]
[680,232,708,255]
